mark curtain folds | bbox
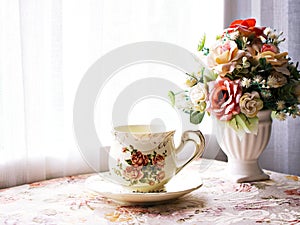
[0,0,224,188]
[0,0,91,188]
[259,0,300,176]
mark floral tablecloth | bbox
[0,159,300,225]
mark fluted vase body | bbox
[215,110,272,183]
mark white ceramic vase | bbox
[215,110,272,183]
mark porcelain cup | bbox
[108,125,205,192]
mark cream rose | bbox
[240,91,263,118]
[255,51,290,75]
[207,40,245,77]
[257,51,288,66]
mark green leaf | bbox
[168,91,176,107]
[259,57,266,66]
[228,114,259,136]
[190,111,205,124]
[240,68,250,74]
[197,34,206,51]
[235,38,244,49]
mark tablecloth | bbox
[0,159,299,225]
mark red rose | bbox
[207,78,242,121]
[153,154,165,168]
[261,44,278,53]
[229,18,266,37]
[131,151,149,167]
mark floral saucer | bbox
[85,169,203,205]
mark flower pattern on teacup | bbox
[113,145,167,186]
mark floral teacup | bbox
[108,125,205,192]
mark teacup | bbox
[108,125,205,192]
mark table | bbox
[0,159,299,225]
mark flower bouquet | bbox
[169,18,300,137]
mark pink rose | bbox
[123,166,144,181]
[156,171,166,181]
[207,78,242,121]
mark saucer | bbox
[85,169,203,205]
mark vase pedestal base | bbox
[225,159,270,183]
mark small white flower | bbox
[270,33,277,39]
[229,31,239,40]
[276,101,285,110]
[176,93,193,111]
[262,84,270,89]
[254,75,263,83]
[241,77,251,88]
[276,112,287,121]
[264,27,272,35]
[261,90,272,98]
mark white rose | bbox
[189,83,207,105]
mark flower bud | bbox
[185,79,197,87]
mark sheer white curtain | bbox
[224,0,300,176]
[0,0,224,188]
[0,0,91,188]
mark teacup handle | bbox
[175,130,205,174]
